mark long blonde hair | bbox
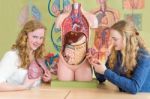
[12,20,46,68]
[109,20,147,76]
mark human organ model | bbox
[55,2,98,81]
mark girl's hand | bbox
[86,52,93,64]
[23,75,40,89]
[91,58,107,74]
[86,48,97,64]
[42,70,51,83]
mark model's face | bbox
[27,28,45,51]
[110,29,123,50]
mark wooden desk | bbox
[0,81,150,99]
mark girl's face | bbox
[110,29,124,50]
[27,28,45,51]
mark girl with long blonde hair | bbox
[89,20,150,94]
[0,20,51,91]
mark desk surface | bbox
[0,81,150,99]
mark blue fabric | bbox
[95,48,150,94]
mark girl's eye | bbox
[114,39,117,41]
[40,37,44,40]
[112,38,118,41]
[33,36,38,38]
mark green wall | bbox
[0,0,150,59]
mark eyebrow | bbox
[33,35,44,38]
[112,37,116,39]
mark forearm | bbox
[0,82,29,92]
[104,69,139,94]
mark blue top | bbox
[94,48,150,94]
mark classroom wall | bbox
[0,0,150,59]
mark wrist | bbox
[102,65,107,74]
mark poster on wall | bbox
[48,0,72,51]
[92,0,120,27]
[18,3,41,26]
[123,0,145,9]
[124,13,142,31]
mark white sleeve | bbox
[0,51,19,83]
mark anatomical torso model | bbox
[55,2,98,81]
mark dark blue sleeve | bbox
[94,70,106,83]
[104,56,150,94]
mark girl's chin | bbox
[115,47,121,50]
[31,47,38,51]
